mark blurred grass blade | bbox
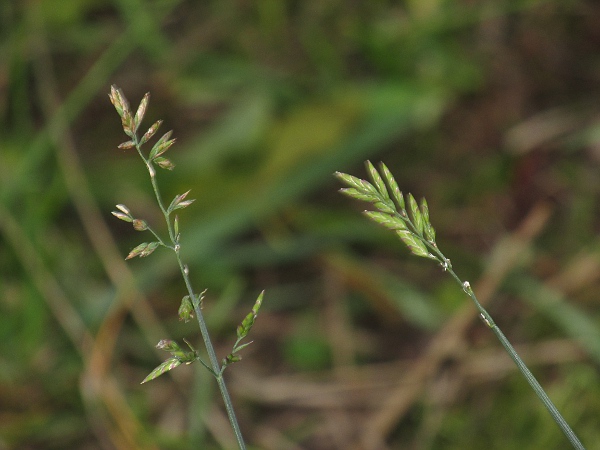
[509,275,600,363]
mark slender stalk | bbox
[403,207,585,450]
[447,269,585,450]
[135,139,247,450]
[109,87,259,450]
[336,161,586,449]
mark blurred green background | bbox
[1,0,600,449]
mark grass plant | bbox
[109,85,263,450]
[336,161,586,450]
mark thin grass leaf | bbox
[141,357,182,384]
[134,92,150,133]
[408,193,424,236]
[364,211,407,230]
[366,160,390,200]
[237,291,264,339]
[374,200,396,215]
[109,85,130,119]
[420,198,436,242]
[150,138,176,160]
[140,241,159,257]
[339,188,380,203]
[154,157,175,170]
[118,140,136,149]
[222,354,242,366]
[111,211,133,222]
[424,222,436,243]
[380,162,406,212]
[140,119,162,145]
[133,219,148,231]
[420,198,430,224]
[149,130,173,160]
[232,341,253,353]
[115,204,131,215]
[167,190,195,214]
[178,295,194,322]
[251,290,264,316]
[334,172,366,191]
[110,87,135,137]
[396,230,432,259]
[126,242,159,259]
[335,171,379,195]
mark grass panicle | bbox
[110,85,265,450]
[336,160,586,450]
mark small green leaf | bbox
[380,162,406,212]
[334,172,365,191]
[132,219,148,231]
[111,211,133,222]
[237,291,264,340]
[232,341,253,353]
[154,157,175,170]
[396,230,432,259]
[374,200,396,215]
[141,357,182,384]
[408,194,424,236]
[116,204,131,215]
[252,290,264,316]
[118,140,136,149]
[140,242,159,257]
[178,295,194,322]
[149,130,173,160]
[339,188,380,203]
[366,160,389,200]
[134,92,150,133]
[420,198,430,224]
[125,242,159,259]
[156,339,182,353]
[126,242,149,259]
[364,211,407,230]
[151,138,176,160]
[109,85,130,120]
[120,107,135,138]
[424,222,436,243]
[167,190,195,214]
[222,353,242,367]
[419,199,436,242]
[156,339,196,362]
[335,172,378,195]
[140,120,162,145]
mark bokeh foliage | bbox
[1,0,600,449]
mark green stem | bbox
[174,251,247,450]
[398,210,585,449]
[450,269,585,450]
[134,139,247,450]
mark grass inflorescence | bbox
[109,85,263,450]
[336,161,586,450]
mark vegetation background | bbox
[1,0,599,448]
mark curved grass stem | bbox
[337,161,586,449]
[137,140,247,450]
[109,84,248,449]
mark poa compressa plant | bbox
[336,162,586,450]
[109,86,262,450]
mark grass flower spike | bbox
[110,85,264,450]
[336,161,586,450]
